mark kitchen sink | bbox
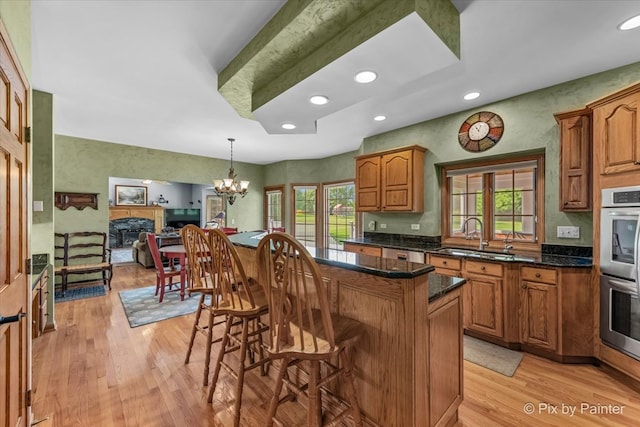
[434,247,535,263]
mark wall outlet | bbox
[380,223,387,229]
[411,224,420,230]
[368,220,376,231]
[231,218,235,225]
[557,226,579,238]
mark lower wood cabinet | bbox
[520,279,558,351]
[464,272,504,338]
[31,269,49,338]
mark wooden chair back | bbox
[256,232,337,357]
[208,229,262,314]
[145,233,165,273]
[181,225,215,292]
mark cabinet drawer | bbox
[343,243,382,257]
[521,266,557,284]
[466,260,503,277]
[428,255,461,272]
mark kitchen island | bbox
[228,231,465,427]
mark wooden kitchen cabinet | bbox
[427,254,462,278]
[520,266,558,352]
[355,145,426,212]
[588,82,640,176]
[31,269,49,338]
[463,260,504,338]
[343,242,382,257]
[554,108,592,211]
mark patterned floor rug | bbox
[55,284,106,303]
[111,247,134,263]
[463,335,523,376]
[119,285,201,328]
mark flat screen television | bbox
[164,208,201,229]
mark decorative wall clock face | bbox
[458,111,504,152]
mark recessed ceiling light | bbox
[619,14,640,31]
[354,70,377,84]
[374,115,386,121]
[464,92,480,100]
[282,123,296,130]
[309,95,329,105]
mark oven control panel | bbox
[603,186,640,207]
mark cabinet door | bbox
[355,156,380,211]
[520,281,557,351]
[593,91,640,175]
[343,243,382,257]
[463,274,504,338]
[557,111,591,211]
[381,149,413,211]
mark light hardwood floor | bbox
[32,263,640,426]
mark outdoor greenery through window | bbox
[293,185,317,248]
[445,155,542,248]
[324,182,356,250]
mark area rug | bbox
[463,335,523,377]
[55,284,106,303]
[110,247,134,264]
[118,285,201,328]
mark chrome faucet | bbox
[503,231,514,253]
[461,217,488,250]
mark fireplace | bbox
[109,217,155,248]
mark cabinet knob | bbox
[443,261,447,265]
[535,273,541,278]
[481,266,486,271]
[635,161,640,165]
[564,202,569,206]
[522,284,528,289]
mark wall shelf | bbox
[54,192,99,210]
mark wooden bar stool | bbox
[181,225,227,386]
[206,229,269,427]
[256,232,364,427]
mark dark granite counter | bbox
[428,273,465,302]
[344,236,593,268]
[229,231,434,279]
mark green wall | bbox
[265,61,640,247]
[54,136,265,235]
[0,0,31,78]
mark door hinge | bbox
[26,389,32,406]
[25,126,31,143]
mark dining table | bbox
[158,244,187,300]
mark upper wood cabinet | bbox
[588,82,640,176]
[355,145,426,212]
[554,108,592,211]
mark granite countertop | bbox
[428,273,466,302]
[344,237,593,268]
[229,231,434,279]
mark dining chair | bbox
[220,227,238,235]
[271,226,286,233]
[206,229,269,427]
[181,225,227,386]
[146,232,182,303]
[256,232,364,427]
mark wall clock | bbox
[458,111,504,152]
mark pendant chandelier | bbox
[213,138,249,205]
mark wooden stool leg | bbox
[308,360,322,427]
[208,316,233,403]
[340,349,363,426]
[203,307,216,386]
[184,293,205,365]
[232,318,250,427]
[266,358,289,427]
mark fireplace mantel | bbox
[109,206,164,234]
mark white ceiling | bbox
[31,0,640,165]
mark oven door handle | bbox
[607,278,639,295]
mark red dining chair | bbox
[271,227,286,233]
[147,232,183,303]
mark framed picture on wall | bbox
[115,185,147,206]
